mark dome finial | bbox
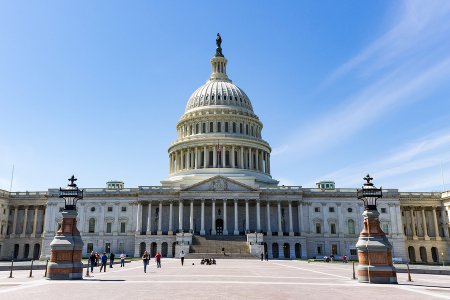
[215,33,223,57]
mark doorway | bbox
[216,219,223,235]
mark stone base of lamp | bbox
[47,210,84,280]
[356,209,397,284]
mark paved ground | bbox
[0,259,449,300]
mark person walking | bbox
[109,252,115,268]
[100,252,107,272]
[89,251,96,273]
[155,251,161,268]
[180,250,185,266]
[260,252,264,261]
[142,250,150,273]
[265,251,269,261]
[95,252,100,267]
[120,252,126,267]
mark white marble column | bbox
[157,201,162,235]
[432,207,440,239]
[388,204,397,236]
[168,201,173,235]
[410,208,417,238]
[266,202,272,235]
[189,200,194,232]
[298,201,303,234]
[277,201,282,235]
[146,202,152,234]
[200,200,205,235]
[32,207,38,236]
[211,199,216,235]
[221,146,226,167]
[21,207,29,236]
[234,199,239,235]
[223,199,228,235]
[396,205,403,235]
[245,200,249,232]
[288,201,293,236]
[441,207,449,238]
[256,200,261,232]
[135,203,141,234]
[178,200,184,232]
[421,208,429,239]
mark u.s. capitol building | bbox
[0,37,449,263]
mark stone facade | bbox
[0,39,449,263]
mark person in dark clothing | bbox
[89,251,96,272]
[100,252,107,272]
[261,252,264,261]
[265,252,269,261]
[180,250,185,266]
[142,251,150,273]
[109,252,115,268]
[155,251,162,268]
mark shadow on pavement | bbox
[83,279,126,282]
[398,283,450,289]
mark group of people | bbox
[323,254,348,263]
[200,258,216,265]
[141,251,162,273]
[89,251,126,272]
[260,252,269,261]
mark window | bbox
[246,124,249,135]
[331,244,338,255]
[225,122,229,132]
[330,223,336,234]
[121,207,127,212]
[106,223,112,233]
[120,222,126,233]
[202,123,206,133]
[348,219,355,234]
[105,243,111,253]
[350,249,357,256]
[382,223,389,234]
[381,208,387,213]
[329,207,335,213]
[119,243,124,253]
[217,122,221,132]
[210,122,213,132]
[315,223,321,234]
[90,207,96,212]
[347,208,353,213]
[88,218,95,233]
[317,245,323,255]
[107,207,113,212]
[314,207,320,213]
[87,243,93,254]
[233,122,236,133]
[240,123,243,133]
[196,124,199,134]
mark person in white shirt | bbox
[120,252,126,267]
[180,250,185,266]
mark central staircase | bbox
[187,235,256,259]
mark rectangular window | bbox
[202,123,206,133]
[217,122,221,132]
[210,122,214,132]
[329,207,335,213]
[317,245,322,255]
[225,122,229,132]
[314,207,320,213]
[87,243,93,254]
[381,208,387,213]
[315,223,321,234]
[330,224,336,234]
[121,207,127,212]
[106,223,112,233]
[105,243,111,253]
[120,222,126,233]
[233,123,236,133]
[331,244,338,255]
[107,207,113,212]
[350,249,357,256]
[240,123,243,134]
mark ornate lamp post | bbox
[355,175,397,284]
[47,175,84,280]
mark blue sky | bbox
[1,1,450,192]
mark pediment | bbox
[181,176,258,192]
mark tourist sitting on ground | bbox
[212,258,216,265]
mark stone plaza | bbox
[0,259,449,299]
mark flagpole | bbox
[9,164,14,193]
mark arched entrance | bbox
[33,244,40,260]
[24,244,30,259]
[216,219,223,235]
[431,247,438,263]
[161,242,168,257]
[139,242,146,257]
[420,246,427,263]
[408,246,416,263]
[272,243,279,259]
[283,243,290,258]
[295,243,301,258]
[151,242,157,257]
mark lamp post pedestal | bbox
[355,209,397,284]
[47,210,84,280]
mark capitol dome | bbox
[163,34,278,188]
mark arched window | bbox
[246,124,249,135]
[89,218,95,233]
[217,122,221,132]
[195,124,199,134]
[225,122,229,132]
[233,122,236,133]
[315,223,321,234]
[202,123,206,133]
[209,122,213,132]
[348,219,355,234]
